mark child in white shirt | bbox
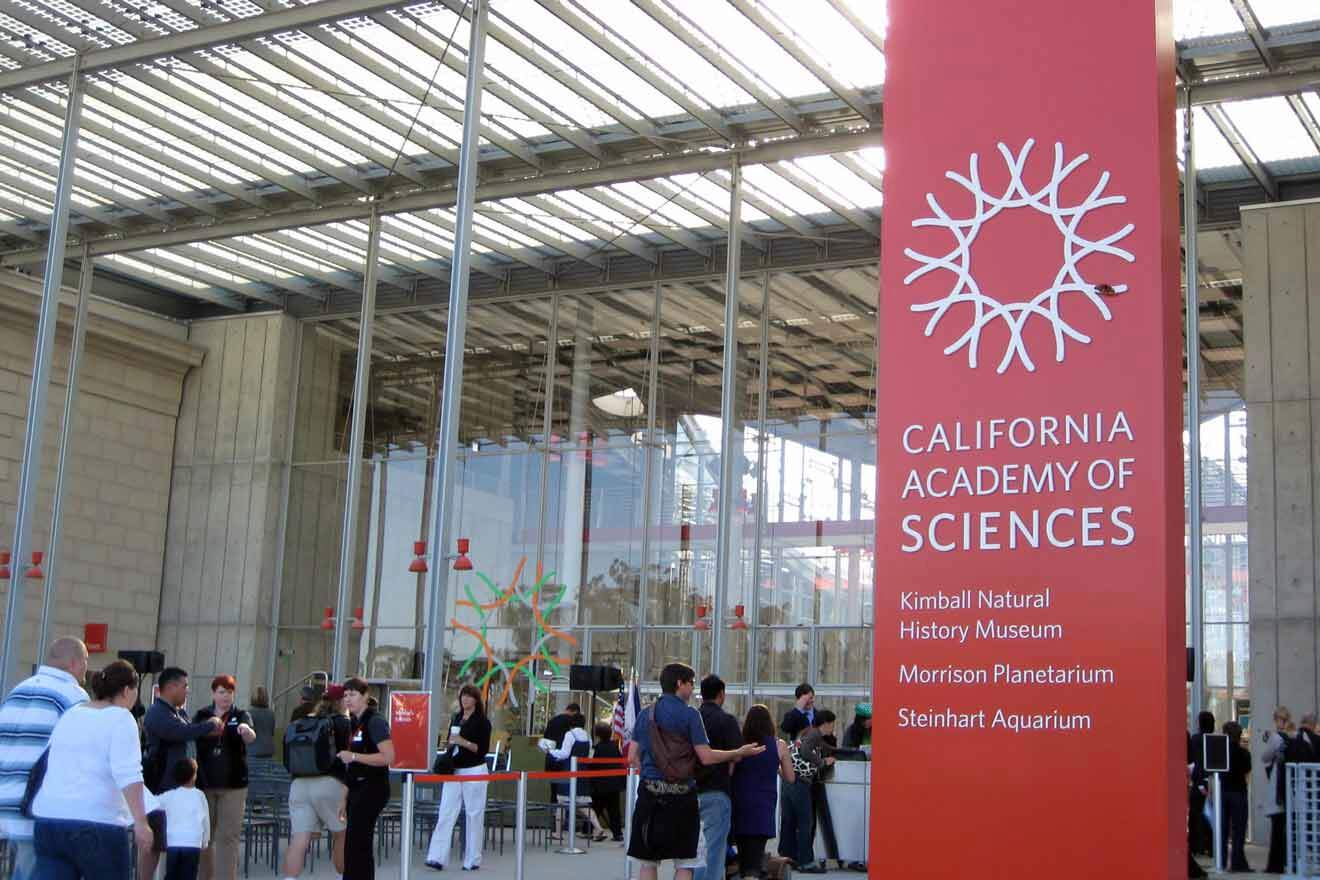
[157,759,211,880]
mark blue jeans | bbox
[33,819,131,880]
[778,780,814,867]
[694,790,731,880]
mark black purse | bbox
[20,749,50,818]
[432,751,455,775]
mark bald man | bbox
[0,638,90,880]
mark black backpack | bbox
[284,716,336,777]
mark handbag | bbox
[19,749,50,818]
[432,750,455,776]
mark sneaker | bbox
[798,862,828,874]
[425,862,444,872]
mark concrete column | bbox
[157,314,302,697]
[1242,200,1320,836]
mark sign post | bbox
[390,691,430,880]
[873,1,1183,877]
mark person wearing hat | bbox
[841,704,871,750]
[281,685,350,880]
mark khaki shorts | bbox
[289,776,347,834]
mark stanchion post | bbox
[515,771,528,880]
[1211,771,1223,872]
[622,767,636,880]
[557,757,586,854]
[400,773,415,880]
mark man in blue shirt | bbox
[628,663,764,880]
[0,638,89,880]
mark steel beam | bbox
[422,0,487,756]
[1203,104,1279,200]
[1186,66,1320,105]
[0,0,410,94]
[629,0,806,134]
[330,207,381,680]
[35,245,93,661]
[727,0,879,124]
[711,156,742,679]
[1,128,882,265]
[1185,94,1205,724]
[1,63,83,693]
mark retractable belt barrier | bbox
[396,763,637,880]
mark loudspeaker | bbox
[570,664,624,692]
[118,650,165,675]
[1187,647,1195,683]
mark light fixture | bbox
[592,387,643,418]
[730,604,748,631]
[409,540,428,573]
[351,607,365,631]
[0,550,9,580]
[320,607,335,631]
[693,602,710,631]
[26,551,43,580]
[452,538,473,572]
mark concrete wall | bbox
[1243,201,1320,828]
[0,273,202,670]
[156,314,300,699]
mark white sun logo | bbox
[903,139,1135,373]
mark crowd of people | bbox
[624,667,870,880]
[1187,704,1320,878]
[0,640,875,880]
[0,639,396,880]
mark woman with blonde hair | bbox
[1264,705,1306,873]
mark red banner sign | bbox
[873,1,1183,877]
[389,691,431,772]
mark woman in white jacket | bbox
[547,714,608,842]
[1262,706,1296,874]
[32,660,153,879]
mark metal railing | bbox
[1287,763,1320,876]
[402,758,634,880]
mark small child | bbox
[157,758,211,880]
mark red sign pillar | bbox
[873,1,1183,877]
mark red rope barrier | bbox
[412,772,521,784]
[408,768,630,784]
[525,768,629,781]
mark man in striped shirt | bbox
[0,638,89,880]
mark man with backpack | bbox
[281,684,351,880]
[627,664,764,880]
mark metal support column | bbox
[1184,92,1205,723]
[711,155,743,679]
[265,324,304,692]
[36,246,93,662]
[1,63,84,694]
[331,208,382,680]
[747,271,770,702]
[634,283,662,684]
[422,0,488,754]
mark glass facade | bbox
[269,246,1246,739]
[274,262,879,736]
